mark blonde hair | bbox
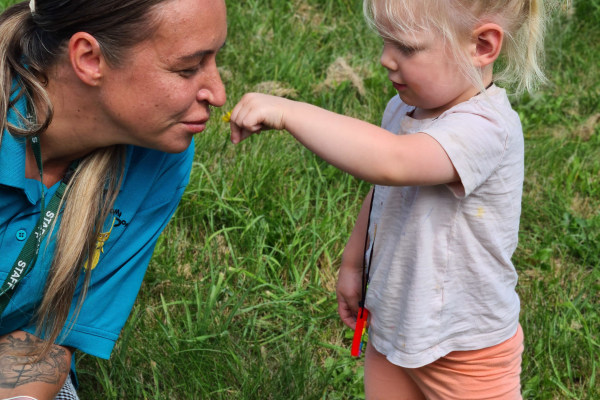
[0,0,167,358]
[363,0,556,94]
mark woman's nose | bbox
[197,64,227,107]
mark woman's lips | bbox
[183,120,208,133]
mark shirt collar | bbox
[0,92,28,191]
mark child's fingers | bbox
[229,95,278,143]
[230,122,262,144]
[229,103,265,143]
[336,263,363,328]
[337,296,359,329]
[232,92,286,128]
[229,93,263,127]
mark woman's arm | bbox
[229,93,459,187]
[0,331,72,400]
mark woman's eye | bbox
[178,68,198,77]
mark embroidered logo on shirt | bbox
[84,209,127,270]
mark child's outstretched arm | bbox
[229,93,459,187]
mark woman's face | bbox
[98,0,227,153]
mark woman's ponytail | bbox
[0,3,53,140]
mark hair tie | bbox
[29,0,35,13]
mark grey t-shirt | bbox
[366,85,524,368]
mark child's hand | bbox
[228,93,292,144]
[336,262,363,329]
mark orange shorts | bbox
[365,325,524,400]
[405,325,524,399]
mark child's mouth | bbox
[393,82,408,91]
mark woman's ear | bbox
[68,32,105,86]
[471,23,504,68]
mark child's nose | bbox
[380,43,398,71]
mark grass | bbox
[1,0,598,398]
[514,3,600,397]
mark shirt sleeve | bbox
[421,101,510,198]
[23,143,194,358]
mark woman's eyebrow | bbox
[177,41,226,62]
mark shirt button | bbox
[16,229,27,241]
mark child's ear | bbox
[471,23,504,68]
[68,32,105,86]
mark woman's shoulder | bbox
[119,143,194,204]
[126,142,195,175]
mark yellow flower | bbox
[222,110,232,123]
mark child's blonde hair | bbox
[364,0,555,94]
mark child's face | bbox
[379,30,478,119]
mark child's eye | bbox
[383,39,420,56]
[396,43,418,56]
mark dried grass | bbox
[314,57,366,96]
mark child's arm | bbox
[337,188,372,329]
[229,93,459,186]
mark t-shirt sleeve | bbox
[421,104,509,198]
[23,144,194,358]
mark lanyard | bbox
[0,136,77,316]
[351,186,376,357]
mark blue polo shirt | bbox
[0,93,193,359]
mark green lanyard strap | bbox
[0,136,77,316]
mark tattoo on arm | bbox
[0,333,69,389]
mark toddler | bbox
[229,0,553,398]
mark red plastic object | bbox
[351,307,369,357]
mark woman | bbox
[0,0,227,398]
